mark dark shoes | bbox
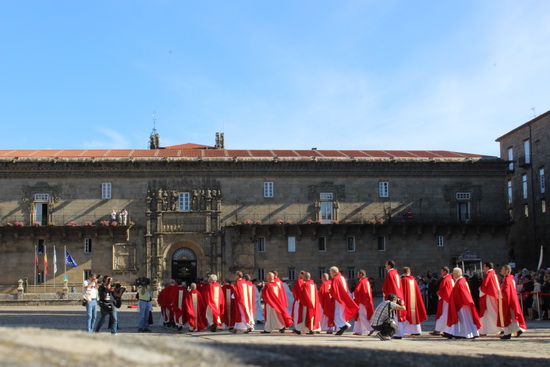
[500,334,512,340]
[335,325,349,335]
[210,324,217,332]
[279,328,286,333]
[516,330,523,338]
[292,329,302,335]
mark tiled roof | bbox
[0,146,495,160]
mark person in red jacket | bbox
[294,272,321,335]
[498,265,527,339]
[158,279,176,327]
[171,279,188,332]
[329,266,359,335]
[443,267,481,339]
[272,270,288,310]
[204,274,225,332]
[479,262,502,336]
[431,267,454,335]
[382,260,403,300]
[319,273,335,334]
[352,269,375,335]
[261,272,293,333]
[186,283,207,332]
[395,267,427,338]
[291,271,306,328]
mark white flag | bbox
[53,246,57,274]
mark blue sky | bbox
[1,1,549,156]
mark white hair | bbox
[452,267,463,277]
[330,266,339,274]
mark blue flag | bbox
[65,250,78,267]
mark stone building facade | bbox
[0,141,509,293]
[496,109,550,269]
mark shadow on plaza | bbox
[211,341,549,367]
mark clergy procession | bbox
[156,261,527,341]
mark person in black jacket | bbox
[94,275,118,334]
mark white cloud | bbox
[82,128,131,149]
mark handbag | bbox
[382,303,399,336]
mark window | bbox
[101,183,112,199]
[288,267,296,281]
[348,267,356,280]
[318,237,327,252]
[507,147,514,171]
[263,182,274,198]
[379,182,389,198]
[540,168,545,194]
[256,237,265,252]
[378,266,386,279]
[456,192,471,200]
[84,238,93,253]
[522,175,528,199]
[287,236,296,252]
[524,204,529,217]
[318,267,326,280]
[347,236,356,252]
[436,236,444,247]
[319,193,333,222]
[34,202,48,225]
[377,236,385,251]
[458,202,470,222]
[36,239,45,254]
[35,194,49,201]
[524,140,530,164]
[178,192,190,211]
[542,199,547,214]
[508,180,512,204]
[257,268,265,281]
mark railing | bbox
[0,214,132,227]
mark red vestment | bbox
[447,277,481,328]
[400,275,427,324]
[157,286,171,321]
[298,280,321,330]
[262,281,293,328]
[204,282,225,326]
[382,268,403,299]
[185,289,207,331]
[353,277,374,320]
[233,279,255,324]
[319,279,335,326]
[274,277,288,308]
[221,283,235,327]
[497,274,527,330]
[436,274,454,320]
[479,269,500,317]
[330,273,359,321]
[171,285,188,326]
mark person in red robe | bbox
[353,269,375,335]
[396,267,427,338]
[185,283,207,332]
[319,273,335,333]
[158,279,176,327]
[431,267,453,335]
[382,260,403,299]
[479,262,502,336]
[231,271,255,333]
[261,272,293,333]
[221,278,235,330]
[444,267,481,339]
[291,271,306,328]
[329,266,359,335]
[498,265,527,339]
[272,270,288,309]
[204,274,225,332]
[294,272,321,335]
[170,279,188,332]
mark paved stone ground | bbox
[0,305,549,366]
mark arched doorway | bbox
[171,247,197,285]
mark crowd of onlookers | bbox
[412,267,550,321]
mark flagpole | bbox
[64,245,67,276]
[44,245,46,294]
[53,246,56,293]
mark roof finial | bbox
[149,111,160,149]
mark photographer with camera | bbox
[370,294,406,341]
[94,275,118,335]
[137,277,153,332]
[82,273,98,332]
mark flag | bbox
[65,250,78,267]
[35,247,39,274]
[44,249,49,276]
[53,246,57,274]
